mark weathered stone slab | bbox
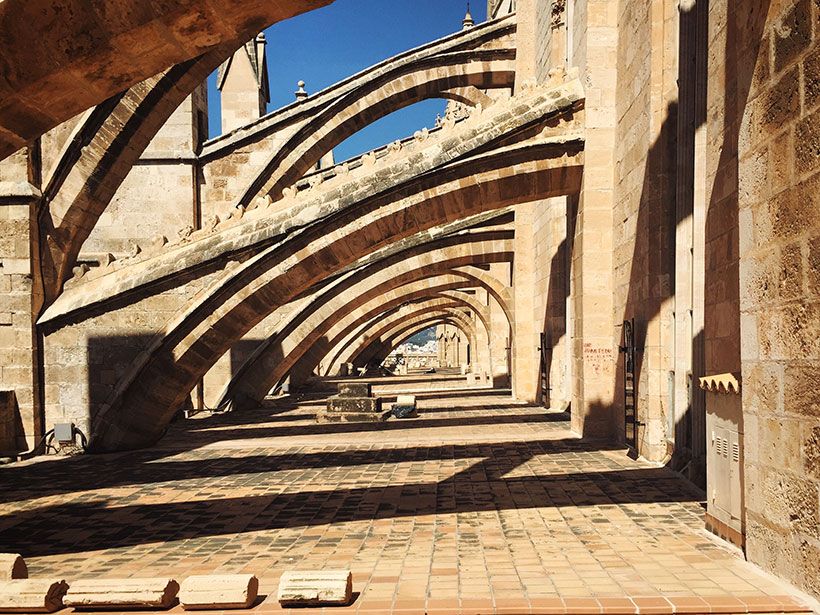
[179,574,258,610]
[64,578,179,609]
[316,409,389,423]
[326,396,381,414]
[0,555,26,582]
[320,394,386,423]
[338,382,371,397]
[0,579,68,613]
[277,570,352,607]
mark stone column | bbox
[488,262,512,387]
[568,0,619,439]
[512,202,539,402]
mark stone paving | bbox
[0,377,813,614]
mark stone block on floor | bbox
[318,393,385,422]
[277,570,352,607]
[0,555,26,582]
[337,382,371,397]
[179,574,258,610]
[0,579,68,613]
[63,578,179,609]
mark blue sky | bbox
[207,0,487,160]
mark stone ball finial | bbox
[295,80,308,101]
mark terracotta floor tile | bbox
[0,384,812,615]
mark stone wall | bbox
[612,0,678,460]
[532,196,569,408]
[566,0,619,439]
[41,266,224,438]
[80,86,208,261]
[515,0,553,84]
[0,149,40,452]
[732,0,820,597]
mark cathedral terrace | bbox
[0,0,818,613]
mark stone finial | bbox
[462,2,474,29]
[435,113,443,128]
[295,80,308,101]
[362,152,377,167]
[148,235,168,251]
[177,225,194,242]
[72,264,90,281]
[205,215,220,231]
[414,128,429,142]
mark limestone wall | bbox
[41,267,224,439]
[0,150,40,452]
[731,0,820,597]
[611,0,678,460]
[80,86,208,261]
[532,196,570,408]
[565,0,619,439]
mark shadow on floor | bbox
[0,459,703,558]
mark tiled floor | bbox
[0,377,813,614]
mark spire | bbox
[462,2,474,29]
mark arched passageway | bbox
[90,117,583,451]
[216,232,511,407]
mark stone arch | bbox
[37,16,516,303]
[87,87,584,452]
[311,286,491,379]
[216,232,512,405]
[350,307,477,371]
[227,275,490,404]
[366,318,467,370]
[235,49,516,207]
[321,287,494,377]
